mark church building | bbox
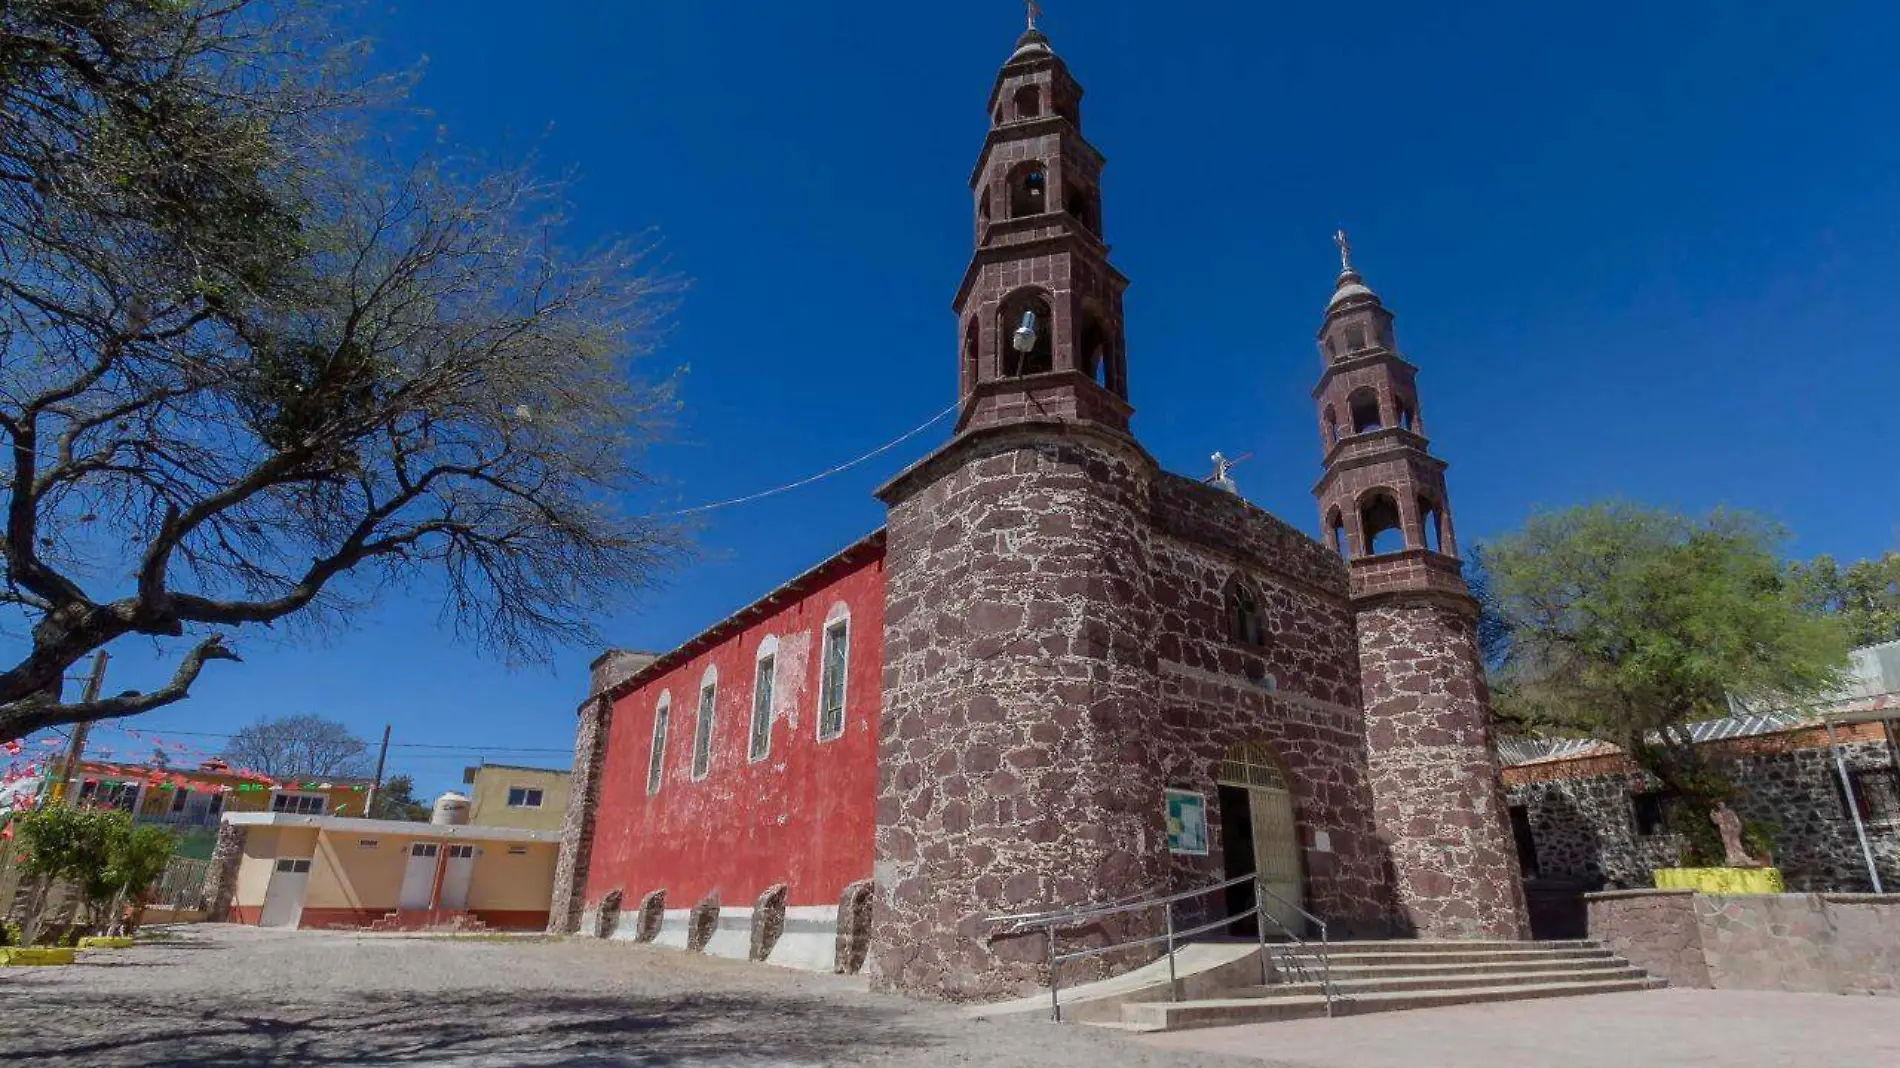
[550,20,1529,1003]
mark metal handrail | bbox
[991,872,1338,1021]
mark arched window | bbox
[1418,496,1444,553]
[1013,84,1042,120]
[1007,161,1047,219]
[1327,508,1346,557]
[749,636,778,763]
[963,317,980,383]
[1345,324,1368,351]
[1227,579,1266,648]
[1322,405,1340,446]
[1349,388,1383,434]
[691,666,718,782]
[1361,491,1403,555]
[646,692,671,796]
[999,289,1053,376]
[1065,182,1098,236]
[1397,398,1416,432]
[977,188,992,236]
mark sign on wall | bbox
[1165,788,1208,855]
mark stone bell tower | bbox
[1312,235,1530,939]
[871,18,1166,1001]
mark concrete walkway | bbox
[1138,988,1900,1068]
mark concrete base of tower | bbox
[1357,598,1531,940]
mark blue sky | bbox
[14,1,1900,796]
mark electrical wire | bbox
[648,401,957,518]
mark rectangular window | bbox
[819,619,849,741]
[749,654,776,762]
[274,858,312,874]
[271,793,325,816]
[448,844,475,859]
[171,788,191,813]
[692,681,717,780]
[506,786,544,808]
[647,699,670,796]
[359,840,379,849]
[411,843,438,858]
[80,781,139,812]
[1632,790,1673,837]
[1845,768,1900,826]
[506,845,529,856]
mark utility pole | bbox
[364,723,391,818]
[49,651,109,807]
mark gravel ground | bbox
[0,924,1263,1067]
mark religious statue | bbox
[1710,802,1764,868]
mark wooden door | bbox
[1249,786,1306,936]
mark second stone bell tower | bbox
[1312,234,1530,939]
[871,20,1168,1001]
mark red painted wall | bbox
[584,548,884,909]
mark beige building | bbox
[220,810,558,931]
[461,762,571,831]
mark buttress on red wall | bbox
[585,545,885,910]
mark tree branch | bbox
[0,635,241,739]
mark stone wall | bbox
[873,426,1168,1002]
[548,694,612,934]
[1359,601,1528,939]
[1146,474,1392,935]
[1585,889,1710,988]
[201,823,247,922]
[1510,738,1899,892]
[1589,889,1900,995]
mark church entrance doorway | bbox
[1217,741,1306,937]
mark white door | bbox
[439,844,476,910]
[1250,786,1307,936]
[259,858,312,928]
[399,842,439,910]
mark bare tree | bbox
[0,2,682,738]
[223,714,368,779]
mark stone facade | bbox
[592,889,624,940]
[834,879,873,975]
[635,889,666,943]
[1359,602,1529,938]
[686,891,720,953]
[1508,727,1900,892]
[548,694,613,934]
[1589,889,1900,995]
[201,822,246,921]
[749,883,788,962]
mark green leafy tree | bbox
[12,804,172,940]
[0,0,682,740]
[1789,552,1900,648]
[369,773,430,821]
[1482,503,1853,861]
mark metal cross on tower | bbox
[1334,228,1353,273]
[1026,1,1041,30]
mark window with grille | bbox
[819,619,849,741]
[506,786,544,808]
[750,653,776,762]
[692,679,717,780]
[1218,741,1288,790]
[647,694,670,796]
[1845,768,1900,826]
[78,781,139,812]
[273,858,312,874]
[171,787,192,813]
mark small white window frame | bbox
[817,604,851,743]
[647,691,672,796]
[506,786,545,808]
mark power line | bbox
[648,401,957,518]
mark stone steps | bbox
[1116,939,1666,1032]
[1230,964,1652,998]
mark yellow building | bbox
[66,759,376,830]
[460,762,571,831]
[220,809,559,931]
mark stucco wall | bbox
[466,767,570,832]
[232,826,317,908]
[466,842,559,912]
[584,548,884,912]
[307,829,407,911]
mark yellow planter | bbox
[77,936,135,950]
[1653,867,1785,894]
[0,947,76,966]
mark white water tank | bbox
[431,791,471,826]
